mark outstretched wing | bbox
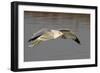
[28,28,49,42]
[59,29,80,44]
[28,28,52,47]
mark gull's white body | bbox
[37,30,63,41]
[51,30,63,39]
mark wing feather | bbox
[28,28,49,42]
[59,29,80,44]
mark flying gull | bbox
[28,28,80,47]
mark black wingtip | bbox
[74,38,81,45]
[28,38,33,42]
[28,35,40,42]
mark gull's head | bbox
[51,30,63,38]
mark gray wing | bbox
[59,29,80,44]
[28,28,49,42]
